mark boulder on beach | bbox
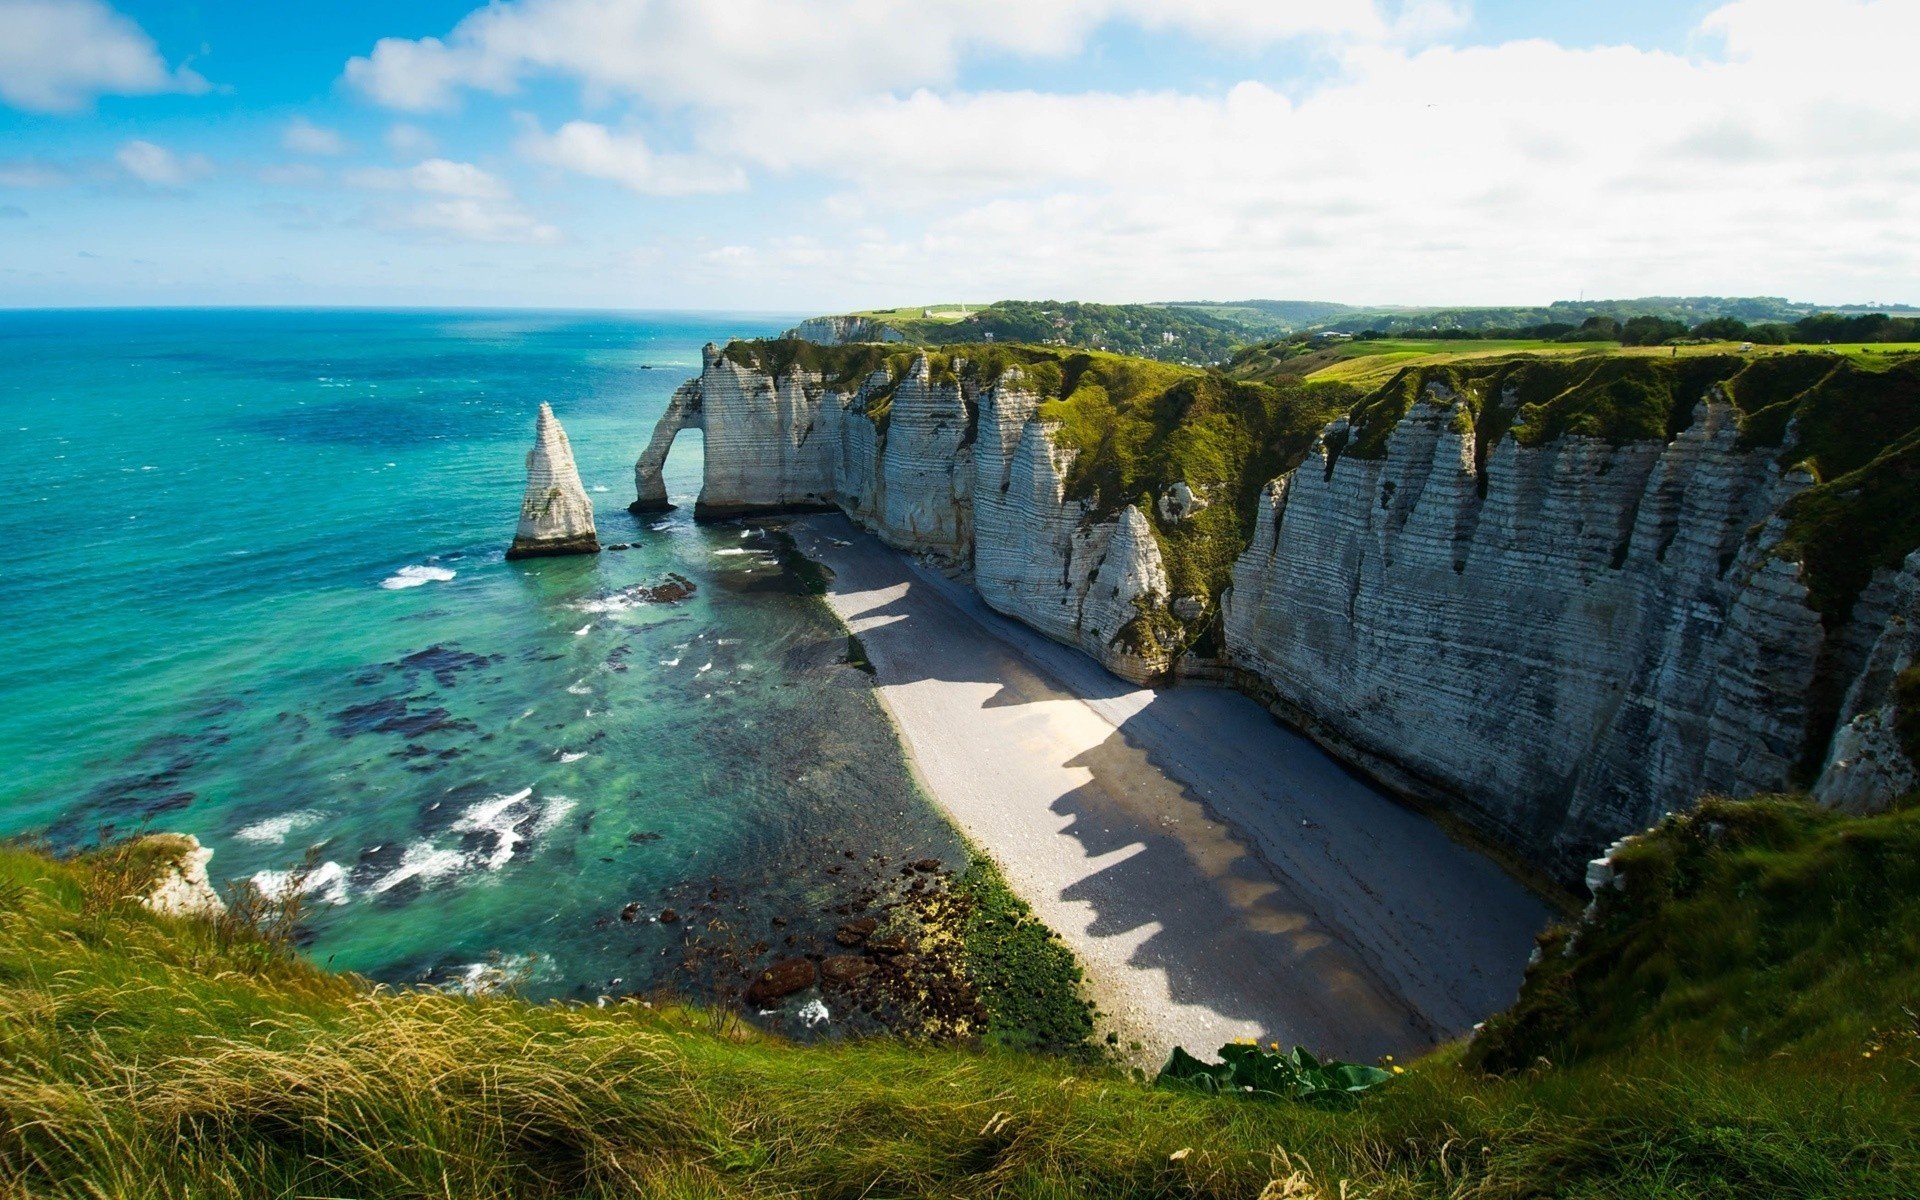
[507,403,600,560]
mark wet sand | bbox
[794,514,1552,1064]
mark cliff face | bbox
[637,346,1920,875]
[783,315,906,345]
[1221,388,1829,871]
[508,403,598,559]
[635,348,1175,681]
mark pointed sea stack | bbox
[507,403,600,560]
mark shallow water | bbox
[0,308,964,1007]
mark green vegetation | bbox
[845,301,1258,363]
[949,858,1096,1054]
[1159,1043,1393,1109]
[8,797,1920,1198]
[1470,795,1920,1074]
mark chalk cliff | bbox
[509,403,599,559]
[635,346,1177,681]
[783,315,906,345]
[636,345,1920,875]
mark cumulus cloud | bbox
[694,0,1920,303]
[347,157,557,244]
[316,0,1920,303]
[517,120,744,195]
[393,197,559,243]
[343,0,1413,112]
[282,118,348,156]
[114,139,212,188]
[0,0,206,114]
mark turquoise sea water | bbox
[0,308,963,1006]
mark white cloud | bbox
[346,157,512,199]
[0,160,72,187]
[283,118,347,156]
[0,0,207,114]
[636,0,1920,307]
[393,197,560,243]
[257,162,327,186]
[347,157,557,244]
[386,123,437,156]
[342,0,1408,113]
[517,120,744,196]
[114,139,212,188]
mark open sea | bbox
[0,308,964,1011]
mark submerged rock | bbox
[508,403,600,560]
[745,957,817,1006]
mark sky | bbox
[1,0,1916,312]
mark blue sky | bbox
[2,0,1913,310]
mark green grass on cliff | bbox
[6,799,1920,1198]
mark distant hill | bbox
[793,296,1920,365]
[836,300,1250,364]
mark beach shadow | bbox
[791,513,1547,1057]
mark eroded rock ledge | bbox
[635,345,1920,878]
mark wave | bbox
[251,860,350,906]
[380,564,456,590]
[447,952,555,997]
[558,751,588,763]
[234,810,323,845]
[369,842,470,894]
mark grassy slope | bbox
[6,800,1919,1198]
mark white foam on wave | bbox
[648,521,672,531]
[659,656,680,667]
[574,624,592,636]
[370,843,470,894]
[235,810,323,845]
[566,681,592,696]
[712,548,757,556]
[453,787,537,871]
[558,751,588,763]
[381,565,456,590]
[449,952,555,997]
[592,485,609,493]
[251,860,350,906]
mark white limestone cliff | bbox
[783,315,906,345]
[509,403,599,559]
[634,350,1178,680]
[1813,551,1920,810]
[636,349,1917,875]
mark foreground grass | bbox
[5,797,1919,1198]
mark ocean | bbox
[0,308,964,1010]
